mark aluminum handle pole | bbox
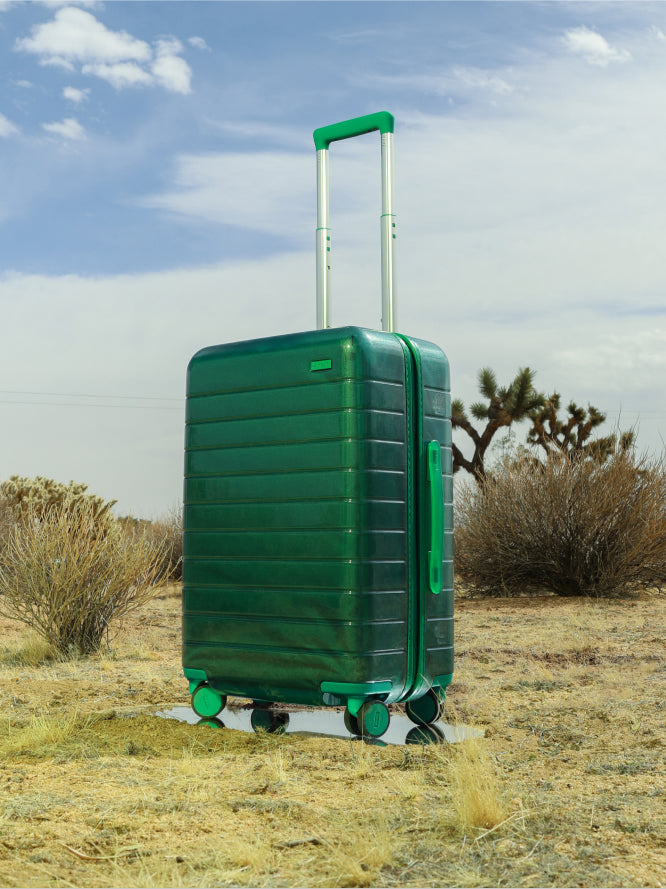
[380,132,396,333]
[316,148,330,329]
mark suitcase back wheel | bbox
[405,688,443,726]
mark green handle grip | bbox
[313,111,395,151]
[427,441,444,595]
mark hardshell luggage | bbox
[182,112,454,737]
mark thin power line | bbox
[0,389,180,402]
[0,393,664,418]
[0,399,182,411]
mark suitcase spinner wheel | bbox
[405,688,444,726]
[357,700,390,738]
[191,684,226,719]
[344,700,390,738]
[343,707,360,736]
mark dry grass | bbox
[447,736,507,833]
[0,584,663,887]
[0,633,57,668]
[0,710,81,757]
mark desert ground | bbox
[0,584,663,888]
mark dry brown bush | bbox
[455,449,666,597]
[0,500,171,655]
[120,507,182,581]
[148,507,183,581]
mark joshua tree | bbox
[527,394,634,462]
[452,367,544,483]
[452,368,635,483]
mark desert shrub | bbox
[0,499,171,656]
[147,506,183,580]
[0,475,116,528]
[455,449,666,597]
[0,504,14,551]
[0,474,119,566]
[120,507,182,581]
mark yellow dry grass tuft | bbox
[0,633,56,667]
[0,710,80,757]
[448,736,508,833]
[326,818,395,888]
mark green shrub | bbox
[455,449,666,597]
[0,499,171,656]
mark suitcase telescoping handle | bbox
[313,111,396,332]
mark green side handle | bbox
[427,441,444,594]
[313,111,395,151]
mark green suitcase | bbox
[182,113,453,738]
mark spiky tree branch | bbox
[452,367,544,483]
[527,396,634,463]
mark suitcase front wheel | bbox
[191,684,227,719]
[357,700,390,738]
[344,700,390,738]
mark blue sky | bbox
[1,0,666,517]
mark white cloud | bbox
[140,151,310,236]
[451,66,514,95]
[554,329,666,392]
[16,7,151,66]
[15,7,192,94]
[329,27,392,44]
[2,250,664,518]
[151,52,192,94]
[155,36,183,57]
[207,119,309,149]
[35,1,101,6]
[361,65,516,100]
[0,257,310,517]
[563,26,632,66]
[0,112,19,137]
[63,85,89,103]
[42,116,86,140]
[82,61,153,89]
[188,36,210,52]
[42,55,75,71]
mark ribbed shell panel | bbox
[182,327,410,706]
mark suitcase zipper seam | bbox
[395,336,419,702]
